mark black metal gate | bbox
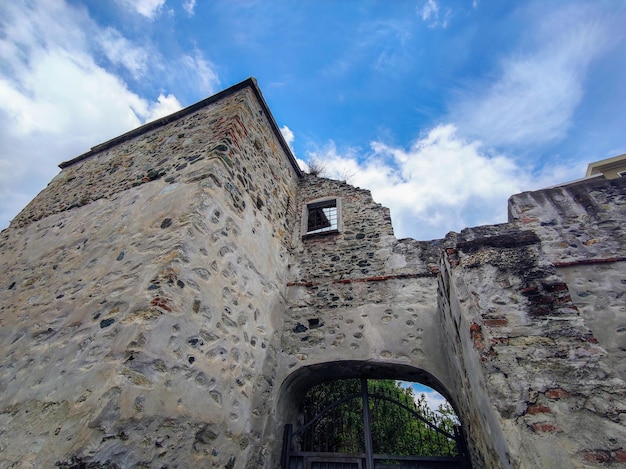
[282,379,470,469]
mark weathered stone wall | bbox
[279,174,626,468]
[11,85,297,240]
[437,239,509,468]
[436,187,626,467]
[1,78,625,469]
[559,264,626,380]
[275,175,461,462]
[0,83,299,468]
[509,177,626,381]
[508,177,626,264]
[281,176,445,373]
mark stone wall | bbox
[281,176,447,376]
[278,174,626,468]
[275,175,462,464]
[437,239,509,468]
[1,78,625,469]
[432,178,626,468]
[508,177,626,265]
[0,82,300,468]
[509,177,626,381]
[11,84,297,239]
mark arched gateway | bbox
[277,362,470,469]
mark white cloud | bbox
[4,48,145,134]
[97,27,150,79]
[452,3,618,147]
[0,0,193,229]
[308,125,537,239]
[183,0,196,16]
[144,94,183,122]
[420,0,439,22]
[307,121,588,240]
[419,390,448,414]
[181,50,221,96]
[280,125,295,150]
[418,0,451,29]
[117,0,166,19]
[296,159,310,173]
[280,124,309,172]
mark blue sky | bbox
[1,0,625,239]
[401,381,450,415]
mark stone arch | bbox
[275,360,464,441]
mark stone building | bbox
[0,78,624,468]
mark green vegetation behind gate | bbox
[298,379,459,458]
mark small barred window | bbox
[303,198,341,237]
[307,200,337,234]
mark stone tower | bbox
[1,78,625,468]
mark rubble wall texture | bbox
[0,85,299,468]
[276,175,466,463]
[0,77,625,469]
[439,225,626,468]
[280,174,626,468]
[437,242,509,468]
[431,178,626,468]
[281,175,449,383]
[509,178,626,381]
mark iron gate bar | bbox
[284,379,469,469]
[373,454,461,461]
[366,393,457,442]
[291,393,362,439]
[289,452,460,461]
[292,391,457,443]
[288,451,465,469]
[282,423,293,469]
[361,379,374,469]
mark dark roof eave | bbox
[58,77,303,177]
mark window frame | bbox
[302,196,342,238]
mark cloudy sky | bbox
[1,0,625,239]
